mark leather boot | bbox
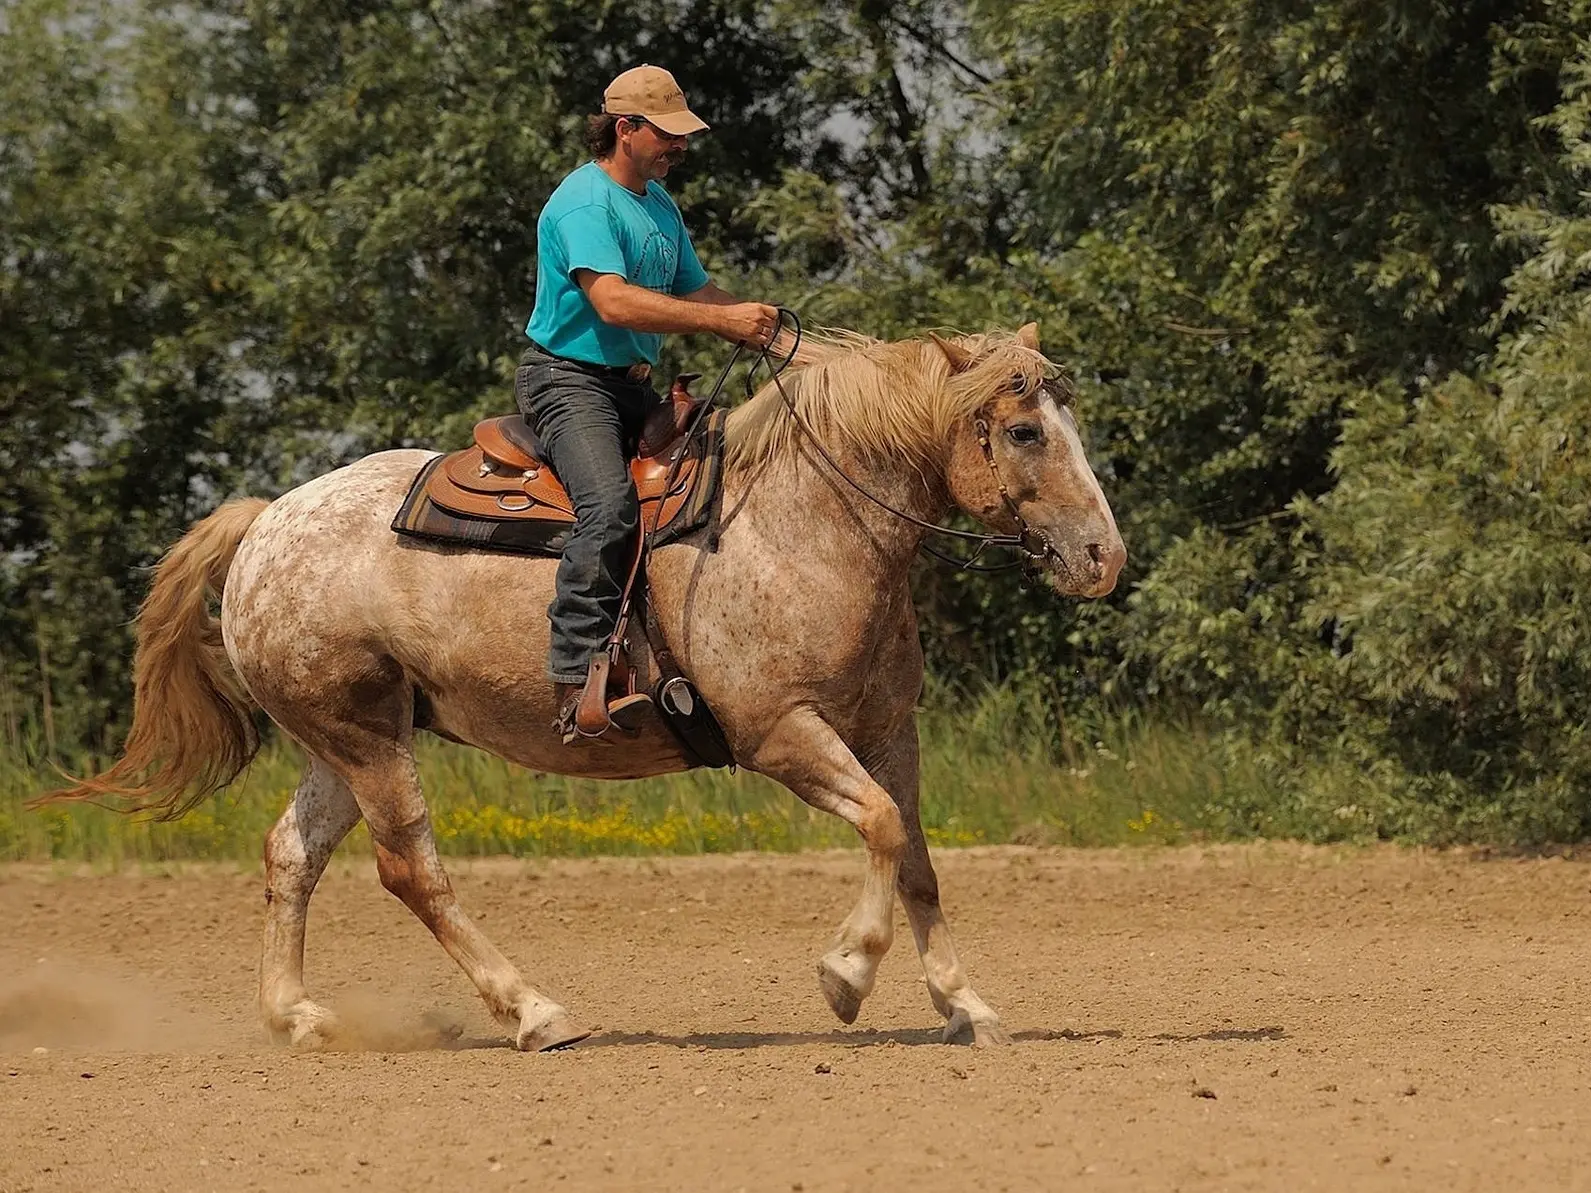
[553,659,654,745]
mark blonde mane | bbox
[723,327,1061,475]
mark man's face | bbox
[618,117,691,179]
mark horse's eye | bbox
[1007,424,1043,446]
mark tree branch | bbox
[1162,318,1248,338]
[884,16,996,88]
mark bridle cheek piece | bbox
[973,415,1057,584]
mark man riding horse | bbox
[517,64,781,744]
[41,67,1128,1057]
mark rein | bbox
[748,309,1052,579]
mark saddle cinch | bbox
[391,373,734,768]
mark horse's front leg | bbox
[874,721,1009,1046]
[749,709,907,1025]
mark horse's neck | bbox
[731,443,948,582]
[646,443,946,702]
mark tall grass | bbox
[0,679,1291,863]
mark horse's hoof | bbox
[276,1003,339,1050]
[816,956,865,1025]
[943,1008,1011,1047]
[515,1008,591,1052]
[290,1023,333,1050]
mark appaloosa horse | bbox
[51,323,1125,1051]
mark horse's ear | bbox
[1015,322,1041,351]
[929,332,974,374]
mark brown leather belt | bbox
[529,342,651,385]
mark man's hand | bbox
[681,285,797,356]
[711,302,781,350]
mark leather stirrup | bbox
[574,655,613,739]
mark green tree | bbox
[0,0,881,744]
[1294,39,1591,839]
[0,0,268,750]
[962,0,1586,702]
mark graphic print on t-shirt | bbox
[633,228,678,293]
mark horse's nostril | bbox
[1086,542,1104,565]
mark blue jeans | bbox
[514,346,658,685]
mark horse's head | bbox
[933,324,1126,598]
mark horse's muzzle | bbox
[1035,528,1125,597]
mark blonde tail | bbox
[38,498,270,820]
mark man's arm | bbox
[680,281,741,308]
[577,271,777,347]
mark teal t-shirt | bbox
[525,162,710,367]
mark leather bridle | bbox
[754,308,1057,581]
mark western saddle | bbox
[432,373,713,533]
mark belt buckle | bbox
[626,363,651,384]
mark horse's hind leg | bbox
[880,723,1008,1046]
[749,709,906,1026]
[260,757,361,1047]
[346,748,590,1051]
[255,645,587,1052]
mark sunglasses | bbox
[620,115,689,143]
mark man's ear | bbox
[929,332,974,373]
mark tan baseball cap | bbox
[602,65,709,137]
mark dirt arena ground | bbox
[3,845,1591,1192]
